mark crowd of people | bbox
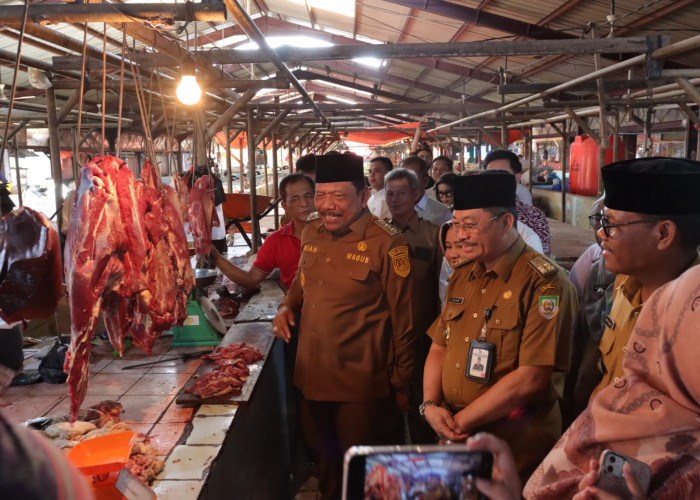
[3,146,698,500]
[263,150,700,499]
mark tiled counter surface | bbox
[0,280,285,500]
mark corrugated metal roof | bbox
[0,0,699,138]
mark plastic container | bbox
[569,135,625,196]
[67,431,137,476]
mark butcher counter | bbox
[0,279,299,500]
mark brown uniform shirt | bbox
[592,253,700,399]
[392,213,443,336]
[282,208,415,402]
[427,237,576,478]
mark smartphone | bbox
[342,444,493,500]
[595,449,651,498]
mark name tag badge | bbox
[449,297,465,304]
[466,340,496,383]
[605,315,616,330]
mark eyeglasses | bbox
[437,190,453,199]
[451,213,507,235]
[588,213,603,231]
[597,215,662,238]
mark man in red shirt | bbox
[212,173,314,291]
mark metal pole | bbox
[247,109,260,252]
[225,123,233,193]
[272,130,279,230]
[239,141,244,192]
[263,139,269,196]
[560,121,568,223]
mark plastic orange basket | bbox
[67,431,137,476]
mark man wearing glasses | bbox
[421,171,576,482]
[589,157,700,400]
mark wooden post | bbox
[247,109,260,252]
[271,130,279,229]
[13,141,23,208]
[225,123,232,193]
[239,141,245,193]
[288,144,293,172]
[612,112,620,162]
[46,87,64,234]
[263,139,269,196]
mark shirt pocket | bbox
[487,313,520,370]
[443,303,465,348]
[599,326,615,356]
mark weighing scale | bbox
[171,269,228,347]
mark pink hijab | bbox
[524,265,700,499]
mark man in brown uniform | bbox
[589,158,700,401]
[272,153,414,500]
[385,167,442,444]
[421,171,576,482]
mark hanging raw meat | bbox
[64,156,149,421]
[127,161,194,352]
[187,174,215,256]
[0,207,62,323]
[65,156,195,421]
[171,173,190,225]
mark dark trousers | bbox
[299,396,403,500]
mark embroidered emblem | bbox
[303,244,318,253]
[300,272,306,288]
[538,296,559,319]
[357,241,367,252]
[388,246,410,277]
[449,297,465,304]
[503,290,512,300]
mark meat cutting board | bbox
[233,280,284,323]
[175,322,274,406]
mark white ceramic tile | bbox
[152,480,204,500]
[195,404,238,417]
[186,415,234,445]
[160,445,221,480]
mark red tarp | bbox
[344,122,418,146]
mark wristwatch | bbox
[419,400,437,417]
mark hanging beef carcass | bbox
[64,156,148,421]
[187,174,215,256]
[127,161,194,352]
[0,207,62,323]
[65,156,195,421]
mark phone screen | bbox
[344,445,492,500]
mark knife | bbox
[122,350,213,370]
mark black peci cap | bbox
[452,171,516,210]
[602,157,700,215]
[315,153,365,183]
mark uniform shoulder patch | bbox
[388,245,410,277]
[374,218,400,235]
[528,255,557,277]
[306,211,319,222]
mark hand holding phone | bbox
[574,450,650,500]
[343,444,492,500]
[466,433,522,500]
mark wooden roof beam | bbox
[0,3,226,24]
[196,37,652,65]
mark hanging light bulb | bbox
[176,58,201,105]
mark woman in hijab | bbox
[522,263,700,498]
